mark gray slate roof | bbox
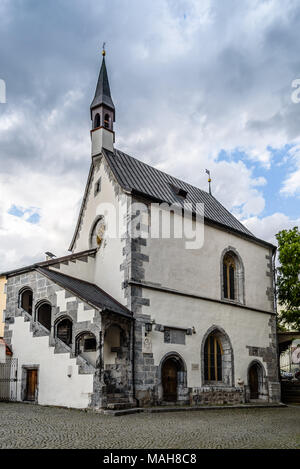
[103,148,254,237]
[38,267,132,319]
[90,57,115,111]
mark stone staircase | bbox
[24,311,95,375]
[106,393,136,410]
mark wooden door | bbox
[249,365,259,399]
[26,369,38,401]
[162,360,177,401]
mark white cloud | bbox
[1,0,300,271]
[244,212,300,244]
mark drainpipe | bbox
[131,318,137,405]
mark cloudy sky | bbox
[0,0,300,271]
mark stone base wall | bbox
[190,387,245,406]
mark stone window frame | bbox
[201,325,234,387]
[220,246,245,305]
[54,314,73,346]
[75,330,98,356]
[35,299,53,331]
[18,286,33,315]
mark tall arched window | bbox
[223,254,235,300]
[94,113,100,128]
[221,247,245,304]
[19,288,33,315]
[36,302,52,331]
[56,317,72,346]
[204,334,223,381]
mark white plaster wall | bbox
[49,256,95,284]
[9,316,94,408]
[91,128,114,156]
[144,288,272,388]
[73,157,126,304]
[143,206,272,312]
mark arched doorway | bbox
[248,361,266,400]
[162,358,178,401]
[249,363,259,398]
[160,354,187,402]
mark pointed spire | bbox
[90,47,115,112]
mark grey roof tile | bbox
[38,267,132,319]
[103,148,254,237]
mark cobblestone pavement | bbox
[0,403,299,449]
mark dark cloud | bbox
[0,0,300,270]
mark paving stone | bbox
[0,402,299,449]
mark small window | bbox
[204,334,223,381]
[84,338,96,351]
[20,289,33,315]
[170,184,188,199]
[36,302,52,331]
[76,332,97,355]
[94,113,100,129]
[94,177,101,196]
[104,113,110,129]
[56,318,72,346]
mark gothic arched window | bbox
[94,113,100,129]
[204,333,223,382]
[221,248,245,304]
[223,254,235,300]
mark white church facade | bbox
[1,51,281,409]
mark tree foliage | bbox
[276,227,300,330]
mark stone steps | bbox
[106,402,136,410]
[23,313,95,375]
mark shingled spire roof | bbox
[90,56,115,111]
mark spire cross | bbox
[102,42,106,56]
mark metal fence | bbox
[0,358,18,401]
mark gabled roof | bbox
[70,148,276,251]
[90,57,115,111]
[103,148,254,237]
[38,267,132,319]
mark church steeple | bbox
[90,46,115,155]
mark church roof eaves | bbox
[1,249,97,278]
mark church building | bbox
[1,50,281,409]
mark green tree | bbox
[276,227,300,330]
